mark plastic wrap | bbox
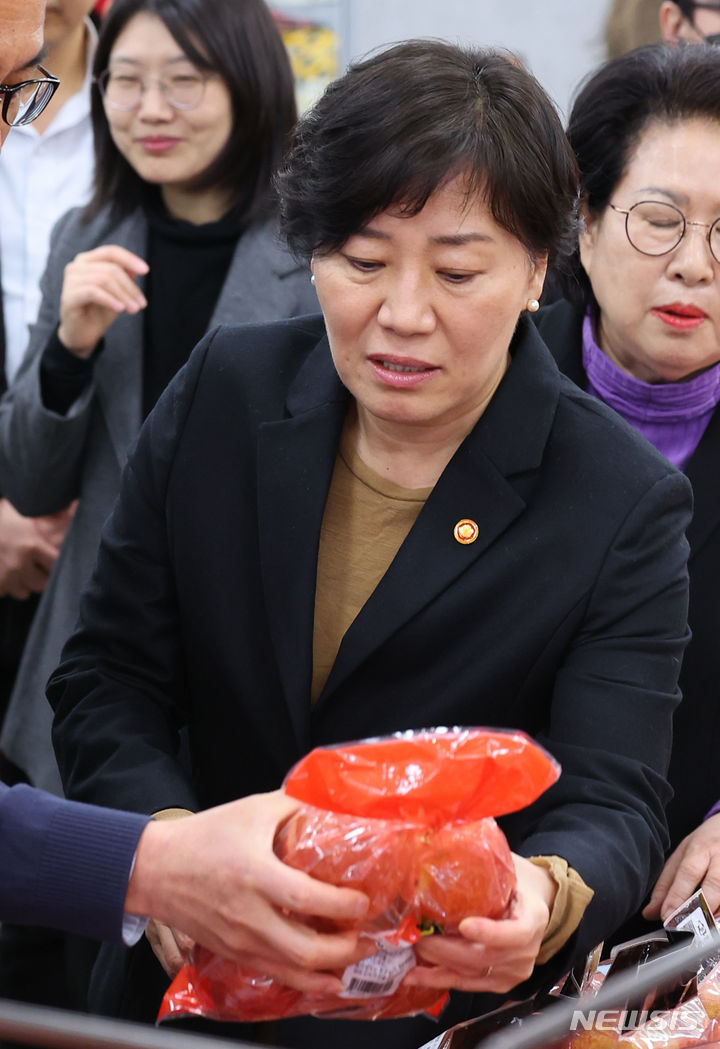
[563,931,720,1049]
[617,998,713,1049]
[159,727,560,1025]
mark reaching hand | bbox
[644,814,720,921]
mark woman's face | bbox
[44,1,96,51]
[103,12,233,199]
[580,119,720,383]
[312,176,546,441]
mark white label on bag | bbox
[340,939,416,998]
[675,908,712,944]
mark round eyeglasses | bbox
[0,66,60,127]
[96,69,208,111]
[609,200,720,265]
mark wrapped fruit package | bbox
[159,727,560,1025]
[565,954,720,1049]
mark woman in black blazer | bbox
[47,41,692,1049]
[537,43,720,931]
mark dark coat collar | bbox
[257,314,564,747]
[284,313,562,475]
[536,297,720,561]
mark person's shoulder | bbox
[555,370,686,492]
[534,298,585,373]
[171,313,329,415]
[205,313,327,365]
[526,307,683,491]
[48,203,135,258]
[243,216,307,279]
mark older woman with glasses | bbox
[536,42,720,936]
[0,0,317,797]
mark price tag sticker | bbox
[664,889,720,979]
[340,939,416,999]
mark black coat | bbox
[48,313,691,1048]
[536,298,720,855]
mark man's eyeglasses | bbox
[95,69,208,111]
[678,1,720,44]
[609,201,720,265]
[0,66,60,127]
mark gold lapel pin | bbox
[454,519,479,545]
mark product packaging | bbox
[158,726,560,1025]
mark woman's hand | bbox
[644,814,720,921]
[145,921,195,979]
[57,245,149,358]
[127,790,373,994]
[405,854,556,993]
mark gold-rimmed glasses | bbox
[609,200,720,264]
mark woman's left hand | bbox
[405,854,556,993]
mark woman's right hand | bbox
[57,245,149,358]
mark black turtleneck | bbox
[141,191,243,417]
[40,191,244,418]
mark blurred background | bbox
[269,0,630,118]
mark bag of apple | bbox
[158,727,560,1024]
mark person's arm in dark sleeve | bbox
[0,781,148,942]
[47,330,220,815]
[39,331,101,415]
[504,467,692,983]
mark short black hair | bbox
[277,40,579,268]
[566,42,720,302]
[85,0,297,224]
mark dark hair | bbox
[277,40,579,267]
[674,0,697,16]
[566,42,720,302]
[85,0,297,224]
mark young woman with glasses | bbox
[536,42,720,938]
[0,0,317,798]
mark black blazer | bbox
[536,298,720,853]
[48,314,691,1047]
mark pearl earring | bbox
[310,274,316,286]
[526,298,539,312]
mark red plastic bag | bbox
[159,727,560,1025]
[283,727,560,824]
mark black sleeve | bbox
[39,331,100,415]
[47,329,221,815]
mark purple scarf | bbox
[582,312,720,470]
